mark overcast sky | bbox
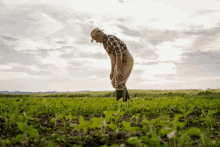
[1,0,220,92]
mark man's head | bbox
[90,28,105,44]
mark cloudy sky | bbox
[1,0,220,92]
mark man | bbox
[90,28,134,102]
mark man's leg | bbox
[115,89,126,102]
[125,86,132,102]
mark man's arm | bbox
[108,36,123,74]
[109,54,116,73]
[111,62,115,73]
[116,53,122,74]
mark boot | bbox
[115,89,126,102]
[125,86,132,102]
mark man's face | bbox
[94,32,103,43]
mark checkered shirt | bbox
[103,35,127,63]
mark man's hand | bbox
[115,73,123,81]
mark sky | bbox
[0,0,220,92]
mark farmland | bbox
[0,89,220,147]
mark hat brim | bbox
[91,29,104,43]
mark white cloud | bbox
[39,51,68,71]
[41,13,58,25]
[155,38,194,62]
[16,38,55,51]
[185,12,220,29]
[0,65,13,70]
[133,57,153,65]
[0,71,29,80]
[71,58,110,70]
[116,33,141,42]
[76,44,106,54]
[140,62,177,80]
[39,12,65,35]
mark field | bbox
[0,89,220,147]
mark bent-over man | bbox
[90,28,134,102]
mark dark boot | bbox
[125,86,132,102]
[115,89,126,102]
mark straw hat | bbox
[90,28,104,42]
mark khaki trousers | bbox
[111,50,134,90]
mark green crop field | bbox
[0,89,220,147]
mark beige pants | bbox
[111,50,134,90]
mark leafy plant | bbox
[121,121,141,135]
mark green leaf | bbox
[28,129,39,139]
[65,115,77,120]
[126,136,139,145]
[142,125,149,132]
[210,119,217,126]
[150,118,159,125]
[140,135,150,143]
[177,122,186,129]
[122,121,130,128]
[151,127,158,140]
[174,114,183,122]
[104,112,112,123]
[142,117,149,124]
[14,134,25,142]
[73,116,77,119]
[164,115,170,121]
[18,115,24,121]
[79,115,84,124]
[79,121,91,132]
[108,123,117,132]
[186,127,201,136]
[110,144,118,147]
[46,144,56,147]
[27,125,34,131]
[202,109,206,116]
[99,145,108,147]
[90,117,102,123]
[159,127,173,136]
[69,123,78,130]
[180,108,186,114]
[177,134,191,146]
[5,139,11,145]
[118,112,125,116]
[130,127,141,133]
[90,123,101,129]
[157,120,166,127]
[207,110,218,118]
[198,118,207,122]
[16,122,25,132]
[185,110,193,116]
[50,118,56,123]
[104,110,116,116]
[57,114,64,120]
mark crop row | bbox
[0,94,220,146]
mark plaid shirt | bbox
[103,34,127,63]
